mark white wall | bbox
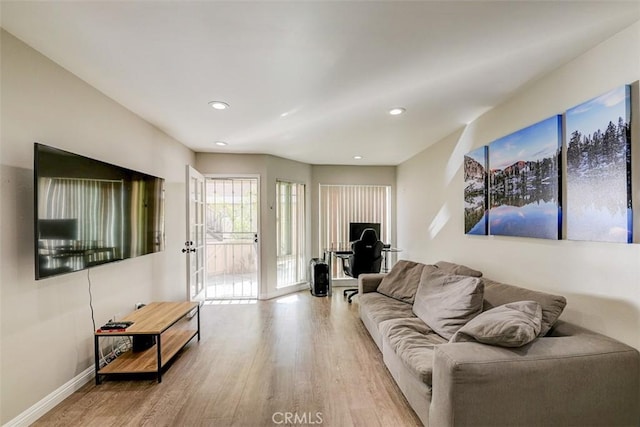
[397,21,640,350]
[0,30,195,423]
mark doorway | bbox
[205,177,259,299]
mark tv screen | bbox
[34,143,165,279]
[349,222,381,242]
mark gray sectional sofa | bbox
[357,260,640,427]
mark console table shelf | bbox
[94,301,200,384]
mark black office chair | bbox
[340,228,384,303]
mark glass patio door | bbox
[205,177,259,299]
[186,166,206,303]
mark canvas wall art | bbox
[488,115,562,239]
[565,85,632,243]
[464,146,488,235]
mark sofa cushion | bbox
[358,292,416,327]
[435,261,483,277]
[413,265,484,340]
[482,278,566,336]
[450,301,542,347]
[376,260,425,304]
[379,317,447,385]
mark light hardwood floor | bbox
[34,291,421,426]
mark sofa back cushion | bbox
[482,278,566,336]
[376,260,425,304]
[413,265,484,340]
[435,261,483,277]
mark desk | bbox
[322,247,352,295]
[323,246,402,290]
[381,247,402,272]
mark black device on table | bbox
[100,321,133,330]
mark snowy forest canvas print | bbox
[566,85,632,243]
[464,146,488,235]
[488,116,562,239]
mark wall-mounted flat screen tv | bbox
[34,143,165,279]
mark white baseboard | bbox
[3,366,94,427]
[260,282,309,300]
[330,278,357,287]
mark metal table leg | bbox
[156,334,162,383]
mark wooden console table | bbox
[94,301,200,384]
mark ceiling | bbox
[2,1,639,165]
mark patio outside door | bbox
[205,177,259,299]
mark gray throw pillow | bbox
[450,301,542,347]
[377,260,425,304]
[412,265,484,340]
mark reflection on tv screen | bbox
[34,143,165,279]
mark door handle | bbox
[182,241,196,253]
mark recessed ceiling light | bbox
[215,141,228,146]
[209,101,230,110]
[353,155,363,160]
[389,107,406,116]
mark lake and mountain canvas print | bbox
[565,85,632,243]
[488,116,562,239]
[464,146,488,235]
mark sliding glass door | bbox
[276,180,306,288]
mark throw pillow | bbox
[376,260,425,304]
[435,261,483,277]
[412,265,484,340]
[450,300,542,347]
[482,278,566,336]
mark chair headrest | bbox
[359,228,379,243]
